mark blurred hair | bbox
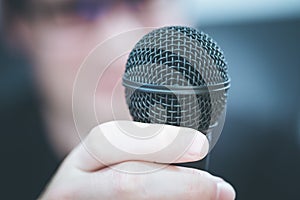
[1,0,144,29]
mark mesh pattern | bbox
[123,26,229,132]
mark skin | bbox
[9,0,236,199]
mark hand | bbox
[39,121,235,200]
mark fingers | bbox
[66,161,235,200]
[113,161,235,200]
[67,120,209,171]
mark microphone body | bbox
[123,26,230,170]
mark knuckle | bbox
[113,170,143,199]
[207,181,218,200]
[198,176,218,200]
[186,170,218,200]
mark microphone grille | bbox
[123,26,230,132]
[124,26,228,86]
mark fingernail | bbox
[189,133,209,159]
[216,181,236,200]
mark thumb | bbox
[66,120,209,172]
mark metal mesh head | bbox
[123,26,230,133]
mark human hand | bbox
[39,121,235,200]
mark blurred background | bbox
[1,0,300,199]
[207,19,300,199]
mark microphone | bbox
[122,26,230,169]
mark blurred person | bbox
[1,0,235,199]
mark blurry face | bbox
[17,0,188,145]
